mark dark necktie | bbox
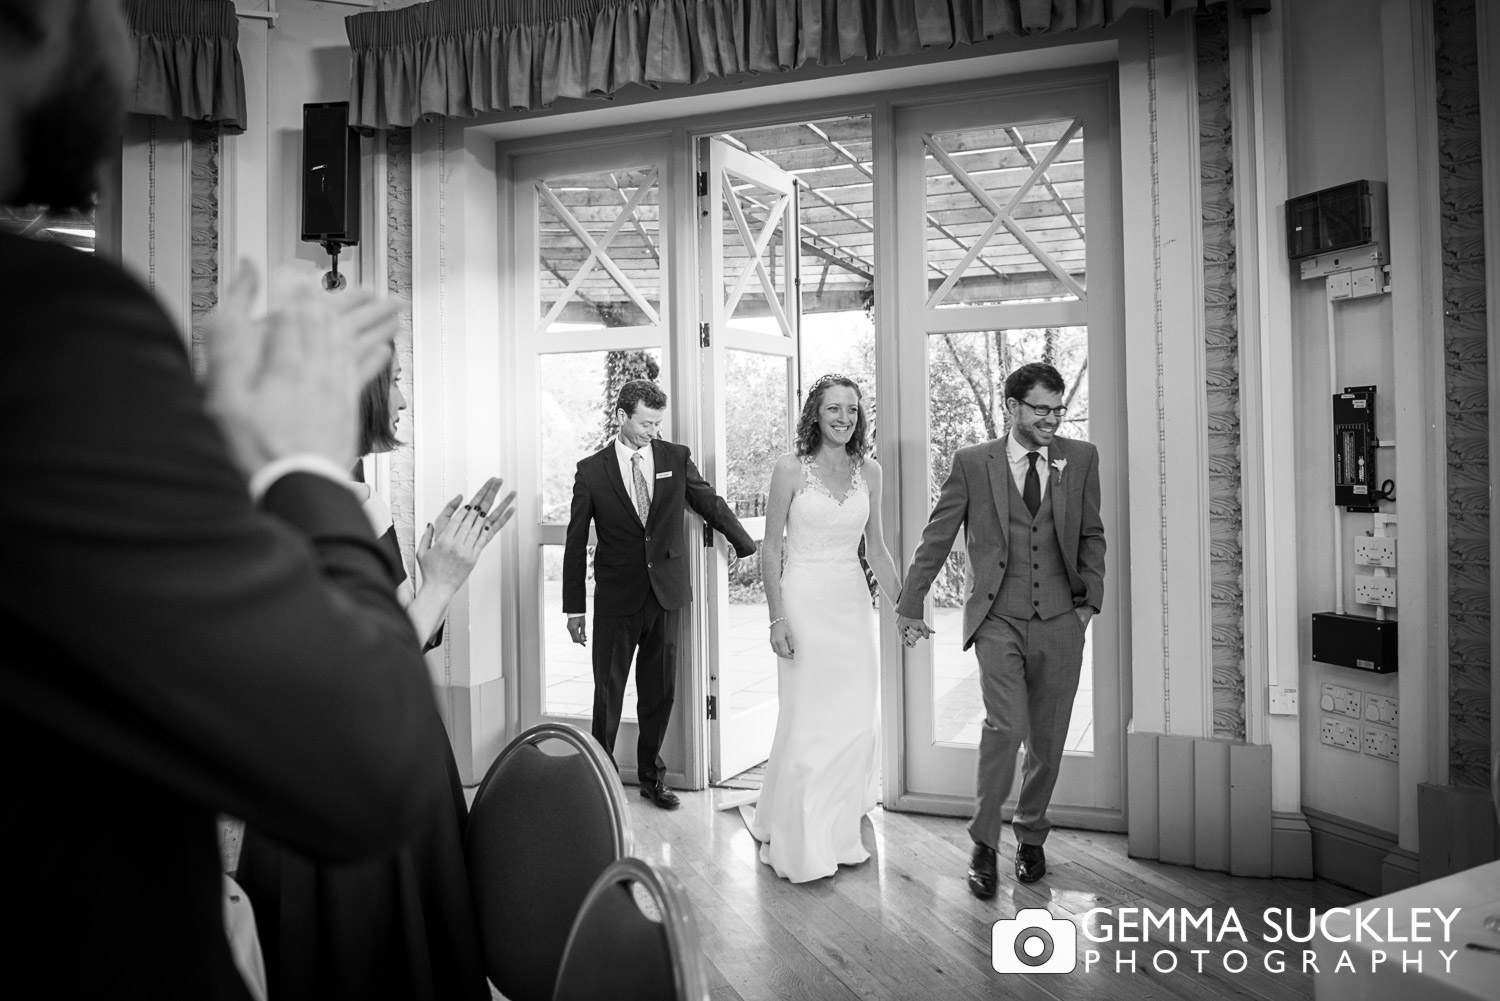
[1023,451,1041,518]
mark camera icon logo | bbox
[992,908,1078,974]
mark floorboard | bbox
[625,790,1365,1001]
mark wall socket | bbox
[1354,536,1397,567]
[1362,724,1399,761]
[1355,574,1397,607]
[1364,693,1398,727]
[1320,683,1361,719]
[1320,716,1361,752]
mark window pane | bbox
[537,167,661,332]
[924,120,1085,308]
[541,544,636,720]
[723,349,791,510]
[538,349,662,523]
[925,327,1091,751]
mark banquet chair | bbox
[465,722,632,1001]
[551,857,710,1001]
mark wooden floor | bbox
[627,789,1365,1001]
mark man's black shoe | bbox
[1015,843,1046,883]
[967,843,998,900]
[640,782,680,810]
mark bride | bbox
[748,374,901,882]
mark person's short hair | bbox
[616,379,667,417]
[795,374,869,463]
[358,362,401,456]
[1004,362,1066,402]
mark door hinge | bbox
[699,322,710,348]
[703,522,714,548]
[696,171,708,197]
[706,695,717,720]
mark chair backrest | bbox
[466,722,632,1001]
[551,857,710,1001]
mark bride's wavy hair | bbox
[795,374,869,464]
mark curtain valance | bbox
[124,0,248,133]
[346,0,1251,131]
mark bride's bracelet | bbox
[769,616,787,629]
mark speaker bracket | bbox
[320,240,348,292]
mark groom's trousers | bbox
[968,609,1088,851]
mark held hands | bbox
[416,477,517,598]
[896,613,934,649]
[204,261,401,479]
[769,618,795,658]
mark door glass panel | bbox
[923,120,1086,308]
[721,173,793,332]
[721,347,790,716]
[541,544,637,720]
[536,167,662,332]
[538,349,662,523]
[925,327,1092,751]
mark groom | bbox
[897,362,1105,897]
[564,379,757,808]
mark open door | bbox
[697,136,801,783]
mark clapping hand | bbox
[204,261,400,479]
[416,477,516,596]
[896,613,933,648]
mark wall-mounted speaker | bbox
[301,102,359,248]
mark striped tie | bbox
[631,452,650,524]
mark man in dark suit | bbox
[565,380,756,808]
[1,2,447,995]
[897,362,1105,897]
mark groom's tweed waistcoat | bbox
[991,466,1076,620]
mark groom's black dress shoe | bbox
[1015,843,1046,883]
[967,843,998,900]
[640,782,680,810]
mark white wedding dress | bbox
[747,456,880,883]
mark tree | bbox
[598,349,661,449]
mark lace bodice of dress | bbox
[782,455,869,584]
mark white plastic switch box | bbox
[1354,536,1396,568]
[1320,716,1361,752]
[1362,724,1398,761]
[1319,683,1361,719]
[1354,574,1397,607]
[1364,693,1398,727]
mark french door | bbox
[696,137,802,783]
[510,139,690,785]
[891,81,1127,829]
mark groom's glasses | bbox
[1019,401,1068,419]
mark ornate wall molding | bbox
[387,127,417,578]
[188,123,220,376]
[1198,7,1246,742]
[1436,0,1491,791]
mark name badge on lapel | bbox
[655,471,673,479]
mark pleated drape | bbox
[124,0,247,133]
[345,0,1244,131]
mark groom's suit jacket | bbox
[897,434,1105,650]
[563,438,757,617]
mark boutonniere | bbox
[1051,458,1067,483]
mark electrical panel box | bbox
[1287,180,1387,260]
[1311,612,1398,673]
[1334,386,1378,512]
